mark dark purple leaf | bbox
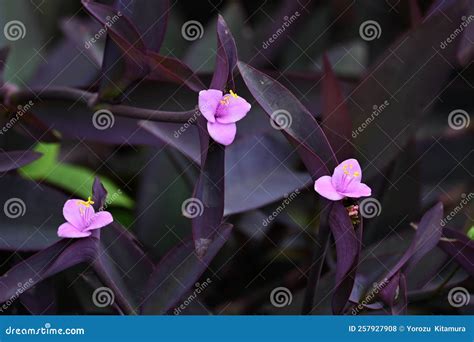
[321,55,352,161]
[20,279,57,314]
[210,15,238,90]
[117,0,169,53]
[141,223,232,314]
[329,202,362,314]
[191,134,225,257]
[146,52,205,92]
[0,150,42,172]
[376,203,443,309]
[238,61,337,180]
[82,0,147,58]
[34,99,163,146]
[0,237,98,304]
[0,175,63,251]
[438,227,474,277]
[350,0,469,178]
[82,0,149,101]
[139,122,310,215]
[99,222,155,309]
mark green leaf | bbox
[19,143,133,209]
[467,226,474,240]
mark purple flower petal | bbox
[198,89,222,123]
[85,211,114,231]
[339,182,372,198]
[216,94,251,124]
[63,199,89,229]
[331,158,363,192]
[57,222,91,238]
[314,176,344,200]
[207,121,237,146]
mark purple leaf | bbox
[210,15,238,91]
[191,133,225,257]
[350,0,469,178]
[329,202,362,314]
[82,0,147,58]
[438,227,474,277]
[34,100,163,146]
[92,176,108,210]
[140,122,310,215]
[0,175,63,251]
[0,237,98,304]
[117,0,170,53]
[377,203,443,310]
[141,223,232,314]
[321,55,352,161]
[10,111,60,143]
[146,52,205,92]
[238,61,337,180]
[99,223,155,309]
[0,150,42,172]
[82,0,149,100]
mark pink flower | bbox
[198,89,251,145]
[57,197,113,238]
[314,159,371,201]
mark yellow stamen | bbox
[353,171,360,177]
[77,196,95,208]
[220,96,230,105]
[229,90,238,98]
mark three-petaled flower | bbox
[57,197,113,238]
[314,158,371,201]
[198,89,251,146]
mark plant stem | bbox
[1,86,197,123]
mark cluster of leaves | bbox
[0,0,472,315]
